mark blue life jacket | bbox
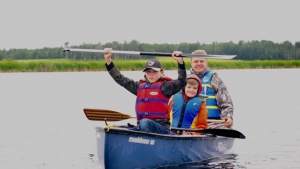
[200,71,221,119]
[171,94,203,128]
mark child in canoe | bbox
[168,74,208,135]
[103,48,187,134]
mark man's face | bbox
[191,58,207,73]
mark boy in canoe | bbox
[168,74,208,135]
[103,48,186,134]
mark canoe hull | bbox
[96,127,234,169]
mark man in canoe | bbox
[103,48,187,134]
[168,74,208,135]
[190,50,234,129]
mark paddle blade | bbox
[201,129,246,139]
[83,108,133,121]
[171,128,246,139]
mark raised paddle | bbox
[171,127,246,139]
[83,108,225,123]
[63,43,236,60]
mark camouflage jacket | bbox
[190,67,234,121]
[106,61,187,99]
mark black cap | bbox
[143,59,163,72]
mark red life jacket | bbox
[135,77,172,120]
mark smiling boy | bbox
[169,74,208,135]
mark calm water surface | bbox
[1,69,299,169]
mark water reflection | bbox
[157,154,247,169]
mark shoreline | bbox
[1,59,300,72]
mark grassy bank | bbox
[0,58,300,72]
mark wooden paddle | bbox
[83,108,225,123]
[171,127,246,139]
[83,108,135,121]
[84,108,245,139]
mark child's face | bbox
[145,69,163,83]
[185,83,198,97]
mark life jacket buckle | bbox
[142,98,149,102]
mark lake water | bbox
[1,69,300,169]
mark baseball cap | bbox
[143,59,163,72]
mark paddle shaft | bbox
[63,47,236,59]
[83,108,245,139]
[84,108,224,123]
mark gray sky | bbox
[1,0,299,50]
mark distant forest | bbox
[1,40,300,60]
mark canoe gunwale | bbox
[95,126,226,140]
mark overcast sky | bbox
[1,0,299,50]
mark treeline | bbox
[1,40,300,60]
